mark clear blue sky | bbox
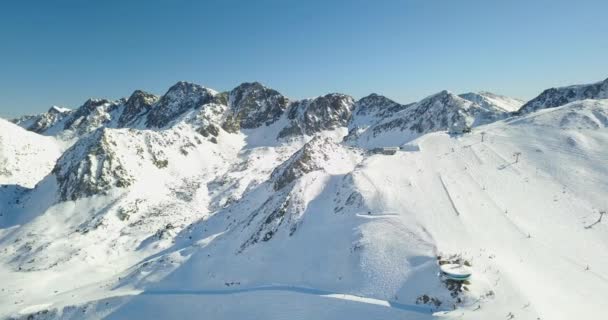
[1,0,607,118]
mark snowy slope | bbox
[0,118,61,187]
[102,100,607,320]
[459,91,525,112]
[1,79,607,320]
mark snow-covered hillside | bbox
[1,78,607,320]
[0,119,61,187]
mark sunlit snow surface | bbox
[0,99,607,320]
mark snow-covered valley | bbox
[1,79,607,320]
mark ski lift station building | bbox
[440,264,472,281]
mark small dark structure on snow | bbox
[372,147,399,155]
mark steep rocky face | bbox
[459,91,524,112]
[146,82,217,128]
[269,136,359,190]
[519,78,608,114]
[50,122,229,202]
[353,94,408,119]
[52,128,134,201]
[280,94,355,138]
[270,137,327,190]
[228,82,289,129]
[118,90,159,127]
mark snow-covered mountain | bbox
[518,77,608,114]
[13,106,72,135]
[346,90,511,148]
[280,94,352,137]
[117,90,159,127]
[228,82,289,129]
[1,78,608,320]
[459,91,524,112]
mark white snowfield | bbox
[0,85,607,320]
[0,119,62,187]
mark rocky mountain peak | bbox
[146,81,217,128]
[280,93,355,138]
[420,90,460,106]
[127,90,158,104]
[354,94,400,115]
[228,82,289,129]
[353,93,410,120]
[82,98,112,111]
[118,90,159,127]
[62,98,121,135]
[347,94,411,137]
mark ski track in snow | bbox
[438,175,461,217]
[355,212,400,219]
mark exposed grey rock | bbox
[345,94,412,141]
[228,82,289,128]
[53,128,134,201]
[146,81,216,128]
[280,93,354,138]
[239,188,296,251]
[221,115,240,133]
[63,99,115,130]
[270,136,329,190]
[58,98,127,138]
[118,90,159,127]
[353,93,409,119]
